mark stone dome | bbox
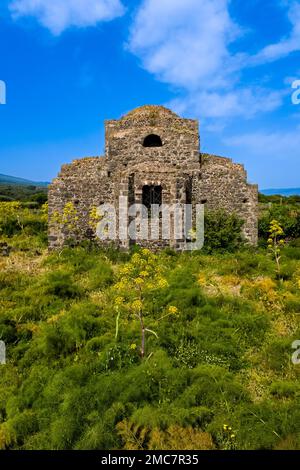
[121,105,179,121]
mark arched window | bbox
[142,185,162,211]
[143,134,163,147]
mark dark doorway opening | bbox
[143,134,163,147]
[142,185,162,211]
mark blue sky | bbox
[0,0,300,189]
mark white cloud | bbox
[249,1,300,65]
[127,0,289,121]
[128,0,240,91]
[223,127,300,159]
[8,0,299,123]
[9,0,125,35]
[168,88,285,119]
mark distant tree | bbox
[30,192,48,206]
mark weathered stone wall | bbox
[105,106,200,171]
[48,105,258,250]
[48,157,112,249]
[196,153,258,244]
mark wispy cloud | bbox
[7,0,300,124]
[168,88,286,119]
[249,0,300,65]
[128,0,240,91]
[223,127,300,157]
[9,0,126,35]
[128,0,298,121]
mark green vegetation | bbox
[0,183,47,204]
[258,193,300,204]
[259,193,300,242]
[0,200,299,450]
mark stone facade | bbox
[48,105,258,250]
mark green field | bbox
[0,200,299,450]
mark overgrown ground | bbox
[0,202,300,450]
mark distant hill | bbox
[0,174,48,202]
[1,174,299,197]
[261,188,300,196]
[0,174,49,187]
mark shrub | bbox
[264,338,294,372]
[203,210,244,253]
[270,381,300,398]
[231,402,300,449]
[259,205,300,240]
[1,201,300,450]
[117,420,215,450]
[43,271,83,299]
[0,202,47,237]
[85,262,114,290]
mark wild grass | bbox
[0,204,299,449]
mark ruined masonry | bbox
[48,105,258,250]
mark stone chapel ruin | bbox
[48,105,258,250]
